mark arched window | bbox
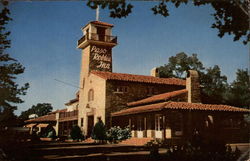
[88,89,94,101]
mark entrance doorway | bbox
[87,115,94,137]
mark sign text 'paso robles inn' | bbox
[90,45,112,71]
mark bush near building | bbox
[163,141,241,161]
[70,125,84,141]
[91,118,107,143]
[91,117,131,144]
[106,126,131,144]
[43,124,56,140]
[146,137,241,161]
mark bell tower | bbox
[77,21,117,78]
[77,21,117,134]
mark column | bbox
[163,115,166,140]
[144,117,147,137]
[55,113,59,136]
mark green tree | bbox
[158,52,205,78]
[0,1,29,127]
[19,103,53,120]
[86,0,249,44]
[158,52,228,104]
[227,69,250,108]
[201,65,228,104]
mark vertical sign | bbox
[89,45,112,72]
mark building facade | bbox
[25,20,249,143]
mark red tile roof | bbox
[91,71,186,86]
[112,102,166,116]
[25,113,56,123]
[112,101,250,116]
[90,21,114,27]
[127,89,188,107]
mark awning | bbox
[36,123,49,128]
[25,123,37,128]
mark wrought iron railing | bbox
[59,110,78,119]
[78,33,117,46]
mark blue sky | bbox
[7,2,248,115]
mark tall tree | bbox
[226,69,250,108]
[158,52,228,104]
[200,65,228,104]
[0,1,29,127]
[86,0,249,44]
[19,103,53,120]
[158,52,205,78]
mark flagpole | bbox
[96,5,99,21]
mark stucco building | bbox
[25,20,249,143]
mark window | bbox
[82,78,85,89]
[137,117,143,131]
[124,86,128,92]
[81,118,84,127]
[165,115,171,128]
[96,26,106,41]
[222,118,241,129]
[86,28,89,39]
[155,114,163,131]
[147,87,154,95]
[88,89,94,101]
[114,86,128,93]
[172,112,183,136]
[117,87,122,92]
[205,115,213,127]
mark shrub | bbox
[70,125,84,141]
[146,139,162,157]
[106,126,131,143]
[43,124,56,140]
[91,118,107,142]
[145,139,241,161]
[47,130,56,139]
[163,141,241,161]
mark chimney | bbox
[151,67,159,77]
[186,70,201,103]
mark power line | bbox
[54,79,82,89]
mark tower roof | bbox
[90,21,114,27]
[83,21,114,29]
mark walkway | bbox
[29,142,155,161]
[27,141,250,161]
